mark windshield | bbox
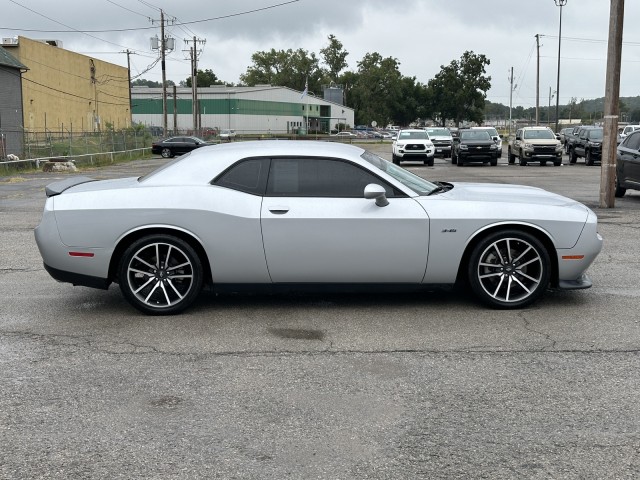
[461,131,491,140]
[523,129,556,140]
[398,131,429,140]
[360,150,438,195]
[426,128,450,137]
[589,129,604,140]
[476,128,498,137]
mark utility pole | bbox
[600,0,625,208]
[554,0,567,133]
[123,49,133,127]
[184,36,206,133]
[508,67,516,137]
[151,11,175,136]
[535,34,540,125]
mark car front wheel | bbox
[468,230,551,309]
[161,147,173,158]
[118,234,203,315]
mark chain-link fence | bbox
[0,128,158,173]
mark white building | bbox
[131,85,354,135]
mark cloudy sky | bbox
[2,0,638,108]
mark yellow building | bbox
[2,36,130,133]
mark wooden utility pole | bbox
[600,0,625,208]
[535,34,540,125]
[160,10,168,136]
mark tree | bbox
[320,34,348,83]
[240,48,323,93]
[183,69,224,88]
[343,53,405,126]
[131,78,162,88]
[427,51,491,126]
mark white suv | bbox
[392,129,435,165]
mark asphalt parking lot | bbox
[1,144,639,479]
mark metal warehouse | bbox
[131,85,355,135]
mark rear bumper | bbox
[43,262,111,290]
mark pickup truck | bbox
[507,127,563,166]
[569,126,602,166]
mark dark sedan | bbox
[615,130,640,197]
[451,130,500,166]
[151,136,209,158]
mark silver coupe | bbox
[35,141,603,315]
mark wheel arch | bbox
[455,223,559,288]
[108,226,212,285]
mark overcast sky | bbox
[2,0,639,108]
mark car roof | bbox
[142,140,369,186]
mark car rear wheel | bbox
[118,234,203,315]
[468,230,551,309]
[161,147,173,158]
[615,176,626,198]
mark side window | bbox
[266,158,395,198]
[213,158,267,195]
[625,132,640,151]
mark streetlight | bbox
[554,0,567,133]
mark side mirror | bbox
[364,184,389,207]
[516,135,521,141]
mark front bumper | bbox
[556,210,603,289]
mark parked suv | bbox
[470,126,503,155]
[424,127,453,158]
[508,127,563,166]
[451,129,500,166]
[615,130,640,198]
[392,129,435,165]
[620,125,640,140]
[570,126,602,166]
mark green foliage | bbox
[240,48,323,93]
[428,51,491,126]
[184,69,225,88]
[320,34,348,82]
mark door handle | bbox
[268,206,290,214]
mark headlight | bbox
[523,143,533,149]
[397,143,405,148]
[555,144,563,151]
[490,144,497,150]
[589,142,601,147]
[460,145,468,150]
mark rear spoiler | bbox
[45,176,96,197]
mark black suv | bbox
[451,129,500,166]
[570,127,602,166]
[615,130,640,197]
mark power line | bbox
[1,0,301,33]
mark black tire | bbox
[586,150,594,166]
[392,153,400,165]
[490,158,498,166]
[118,234,203,315]
[425,157,434,166]
[451,150,458,165]
[615,175,626,198]
[161,147,173,158]
[468,230,551,309]
[554,159,562,166]
[519,158,527,166]
[457,157,464,166]
[540,160,547,167]
[569,148,577,164]
[508,148,516,164]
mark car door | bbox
[260,157,430,283]
[619,132,640,188]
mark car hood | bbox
[441,182,586,209]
